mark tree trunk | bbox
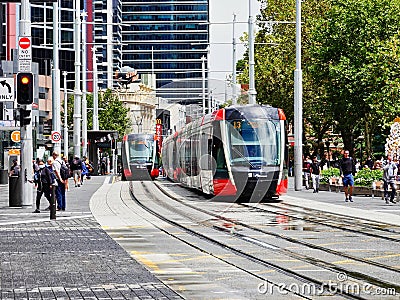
[341,130,354,157]
[364,118,371,158]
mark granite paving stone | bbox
[0,177,183,300]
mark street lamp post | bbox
[92,47,99,130]
[202,56,206,115]
[52,0,61,154]
[63,71,68,158]
[73,0,82,157]
[248,0,257,104]
[19,0,33,207]
[232,13,237,105]
[81,12,88,158]
[294,0,303,191]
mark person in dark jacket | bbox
[365,156,374,170]
[310,156,321,193]
[33,159,55,213]
[339,150,356,202]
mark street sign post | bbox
[18,37,32,72]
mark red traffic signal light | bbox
[17,73,34,105]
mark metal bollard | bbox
[50,185,56,220]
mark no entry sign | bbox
[19,37,31,49]
[18,36,32,65]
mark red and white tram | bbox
[162,104,288,202]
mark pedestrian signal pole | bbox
[18,0,33,206]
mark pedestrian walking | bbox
[33,159,55,213]
[288,156,294,177]
[71,156,82,187]
[303,156,311,190]
[382,155,398,204]
[310,156,321,193]
[339,150,356,202]
[81,157,89,185]
[52,151,67,211]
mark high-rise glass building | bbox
[89,0,123,90]
[121,0,209,104]
[0,0,122,91]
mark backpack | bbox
[33,170,40,183]
[57,160,70,180]
[72,158,79,167]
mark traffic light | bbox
[20,108,31,126]
[17,73,34,105]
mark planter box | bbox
[352,186,372,196]
[318,183,330,191]
[330,184,340,193]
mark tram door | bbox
[211,122,228,181]
[199,126,213,194]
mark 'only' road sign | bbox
[0,78,15,102]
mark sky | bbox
[209,0,262,82]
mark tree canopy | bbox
[238,0,400,158]
[64,89,131,140]
[310,0,400,156]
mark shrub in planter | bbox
[354,168,383,187]
[320,168,340,184]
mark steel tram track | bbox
[151,181,400,295]
[246,201,400,240]
[156,181,400,242]
[131,181,400,299]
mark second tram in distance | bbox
[162,104,288,202]
[121,133,160,181]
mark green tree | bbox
[238,0,333,157]
[309,0,400,156]
[63,89,131,140]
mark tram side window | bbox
[185,139,191,176]
[179,139,185,175]
[191,133,199,176]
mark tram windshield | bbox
[128,140,153,164]
[227,119,281,167]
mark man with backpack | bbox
[71,156,83,187]
[52,151,69,211]
[33,159,55,213]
